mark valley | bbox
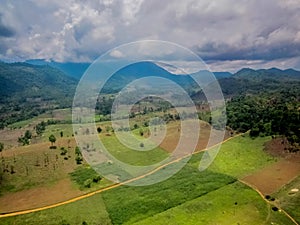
[0,61,299,225]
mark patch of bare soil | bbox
[242,137,300,195]
[242,160,300,195]
[0,178,83,214]
[157,120,231,153]
[264,137,300,160]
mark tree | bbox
[139,129,144,136]
[24,130,32,139]
[97,127,102,133]
[0,142,3,152]
[75,146,81,155]
[60,147,67,155]
[49,134,56,146]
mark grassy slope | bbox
[101,165,235,224]
[132,182,294,225]
[101,135,169,166]
[274,175,300,223]
[207,135,275,177]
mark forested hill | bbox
[0,62,77,128]
[192,67,300,100]
[225,68,300,148]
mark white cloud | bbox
[0,0,299,71]
[109,49,125,58]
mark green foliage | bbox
[92,175,102,183]
[75,146,81,155]
[69,166,101,189]
[18,130,32,146]
[84,179,92,188]
[36,121,46,135]
[227,90,300,145]
[75,147,83,164]
[24,130,32,139]
[97,127,102,133]
[48,134,56,146]
[250,127,260,137]
[60,147,67,155]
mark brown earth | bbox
[156,120,231,153]
[242,137,300,195]
[242,159,300,195]
[0,178,83,213]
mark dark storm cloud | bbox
[0,14,15,37]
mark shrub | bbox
[93,175,102,183]
[84,179,92,188]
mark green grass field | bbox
[101,134,169,166]
[274,175,300,224]
[207,135,276,177]
[132,182,295,225]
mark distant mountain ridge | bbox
[25,59,90,80]
[234,67,300,81]
[25,59,300,82]
[1,60,300,127]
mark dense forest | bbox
[224,68,300,148]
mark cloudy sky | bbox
[0,0,300,72]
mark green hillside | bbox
[0,62,77,128]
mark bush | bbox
[70,167,100,189]
[60,147,68,155]
[84,179,92,188]
[76,155,83,164]
[93,175,102,183]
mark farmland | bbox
[0,129,298,224]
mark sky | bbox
[0,0,300,72]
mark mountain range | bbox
[0,60,300,127]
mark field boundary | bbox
[239,180,299,225]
